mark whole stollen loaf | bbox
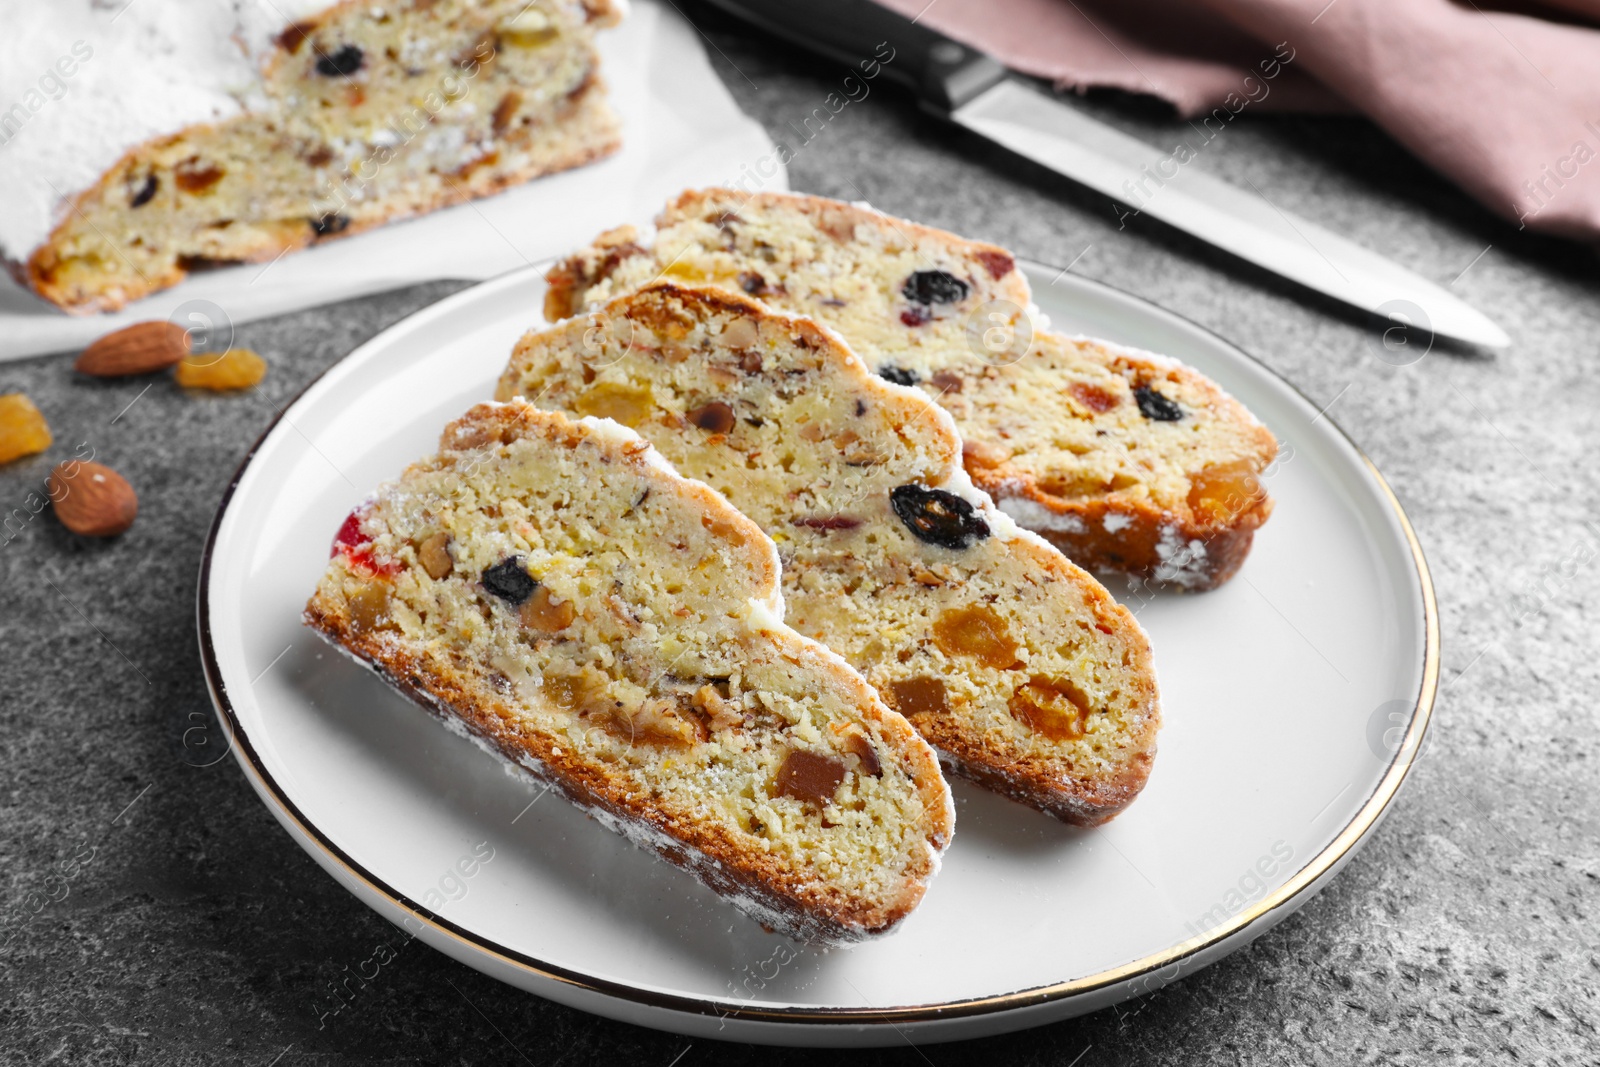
[1,0,624,314]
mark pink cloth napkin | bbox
[877,0,1600,239]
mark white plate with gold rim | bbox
[198,260,1437,1046]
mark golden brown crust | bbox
[303,605,943,941]
[303,403,952,942]
[543,221,645,321]
[541,188,1031,324]
[658,188,1026,281]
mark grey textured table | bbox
[3,10,1597,1065]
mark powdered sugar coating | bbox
[996,496,1087,536]
[0,1,333,259]
[1152,522,1211,589]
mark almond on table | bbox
[48,461,138,537]
[74,321,190,378]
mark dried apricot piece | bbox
[574,380,654,427]
[1188,460,1264,523]
[175,348,267,391]
[0,394,52,464]
[1009,678,1091,741]
[174,157,225,194]
[1068,381,1119,414]
[932,605,1021,670]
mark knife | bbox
[696,0,1511,349]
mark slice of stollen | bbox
[496,283,1161,825]
[543,187,1277,590]
[303,402,953,944]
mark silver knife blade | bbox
[953,79,1510,348]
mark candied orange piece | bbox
[886,676,950,719]
[520,586,576,632]
[175,348,267,391]
[502,24,557,47]
[542,674,584,711]
[772,749,848,804]
[0,394,52,464]
[346,582,392,633]
[662,260,710,283]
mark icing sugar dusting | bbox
[997,496,1087,536]
[1153,522,1210,588]
[1102,513,1132,533]
[0,0,329,259]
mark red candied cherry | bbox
[331,509,398,576]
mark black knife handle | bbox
[697,0,1006,112]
